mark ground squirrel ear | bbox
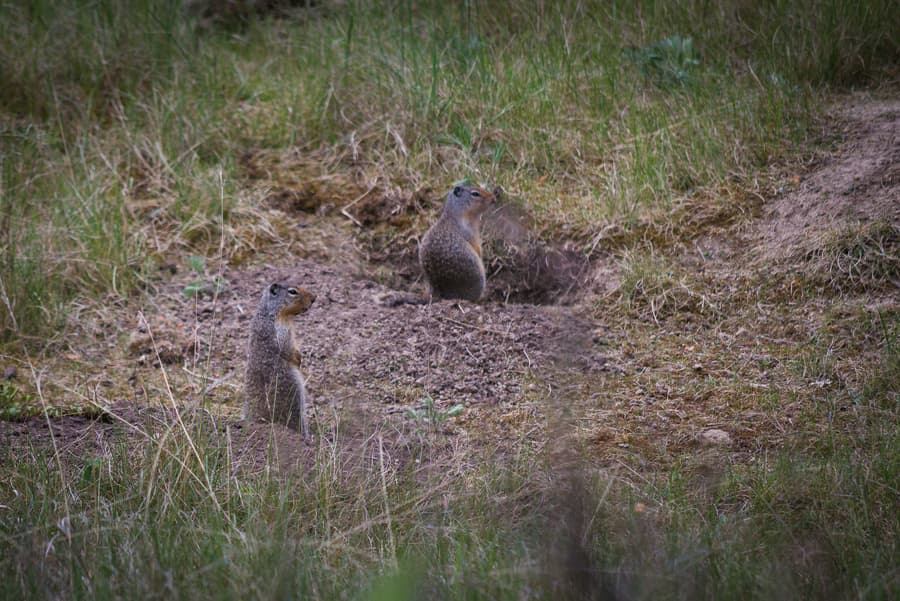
[269,283,280,296]
[453,186,462,197]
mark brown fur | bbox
[244,282,315,434]
[419,185,495,301]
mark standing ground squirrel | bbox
[419,184,496,301]
[244,282,316,435]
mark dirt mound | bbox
[359,200,596,305]
[478,203,591,305]
[347,187,433,228]
[757,97,899,259]
[485,242,590,305]
[123,260,608,423]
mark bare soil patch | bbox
[132,259,610,421]
[756,96,899,259]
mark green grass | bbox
[1,338,896,600]
[2,0,898,340]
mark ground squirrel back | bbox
[244,282,315,434]
[419,185,495,301]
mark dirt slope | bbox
[758,97,899,256]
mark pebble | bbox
[700,428,732,446]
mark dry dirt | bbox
[2,94,898,474]
[758,98,899,257]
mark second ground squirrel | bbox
[244,282,316,435]
[419,184,496,302]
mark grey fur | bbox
[419,185,495,301]
[244,282,314,434]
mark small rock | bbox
[4,366,16,380]
[701,429,732,446]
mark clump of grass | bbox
[0,380,107,420]
[861,311,900,410]
[625,35,702,88]
[0,406,540,599]
[612,247,716,323]
[804,220,900,293]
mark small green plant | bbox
[0,381,105,420]
[405,395,464,431]
[182,275,227,298]
[625,35,701,87]
[182,255,225,297]
[80,456,106,485]
[0,381,33,420]
[187,255,207,274]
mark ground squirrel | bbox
[244,282,315,434]
[419,184,496,302]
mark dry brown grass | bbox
[802,220,900,293]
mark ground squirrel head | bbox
[442,185,495,222]
[258,282,316,322]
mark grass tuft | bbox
[805,220,900,293]
[612,247,716,323]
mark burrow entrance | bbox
[352,192,592,306]
[240,151,592,306]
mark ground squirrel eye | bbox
[471,190,481,197]
[287,288,297,296]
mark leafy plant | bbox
[406,395,464,430]
[0,381,105,420]
[626,35,701,87]
[0,381,33,420]
[188,255,207,274]
[182,275,227,298]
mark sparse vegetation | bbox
[405,395,465,432]
[1,1,898,599]
[0,381,33,419]
[804,220,900,293]
[613,246,716,322]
